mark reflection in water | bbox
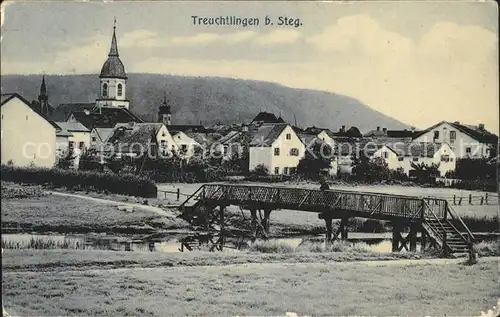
[1,233,407,253]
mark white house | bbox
[249,123,305,175]
[55,122,91,154]
[171,131,200,159]
[1,93,59,168]
[373,142,457,176]
[412,121,497,159]
[90,127,114,150]
[55,126,73,159]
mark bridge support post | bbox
[324,216,333,246]
[250,209,257,238]
[392,222,403,252]
[341,218,349,240]
[421,229,427,251]
[262,209,272,236]
[219,205,225,251]
[409,222,418,252]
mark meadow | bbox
[2,251,498,317]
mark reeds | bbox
[1,237,85,250]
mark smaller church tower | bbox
[38,75,50,116]
[158,93,172,126]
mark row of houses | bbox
[2,22,497,179]
[1,87,496,179]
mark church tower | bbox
[96,20,130,109]
[158,93,172,126]
[37,75,50,116]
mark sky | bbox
[1,1,498,133]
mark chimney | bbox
[342,125,346,132]
[382,128,387,133]
[454,121,460,125]
[478,123,485,130]
[376,126,380,131]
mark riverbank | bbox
[2,250,498,316]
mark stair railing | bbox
[179,185,206,212]
[422,200,450,254]
[446,202,475,242]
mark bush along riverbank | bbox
[1,165,158,198]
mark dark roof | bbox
[100,27,127,79]
[1,93,60,130]
[251,112,284,124]
[364,130,387,137]
[249,123,289,147]
[168,125,207,133]
[51,104,143,129]
[106,123,163,153]
[386,130,419,138]
[50,103,96,121]
[413,121,498,144]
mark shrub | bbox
[248,240,295,253]
[251,164,269,176]
[0,165,157,198]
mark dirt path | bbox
[48,191,175,217]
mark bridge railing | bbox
[199,184,447,219]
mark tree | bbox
[297,141,333,179]
[409,162,440,183]
[56,149,76,170]
[351,152,391,182]
[251,164,269,176]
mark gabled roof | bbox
[55,121,90,133]
[251,112,284,124]
[413,121,498,144]
[1,93,60,130]
[93,128,115,143]
[382,141,444,158]
[249,123,289,147]
[106,123,164,153]
[185,132,222,146]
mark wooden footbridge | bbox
[179,184,477,257]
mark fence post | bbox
[480,196,484,205]
[458,197,462,205]
[485,193,488,205]
[177,188,180,201]
[468,194,472,205]
[453,195,456,205]
[164,191,167,200]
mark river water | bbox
[1,232,405,253]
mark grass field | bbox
[1,193,188,233]
[2,250,498,316]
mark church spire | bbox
[40,75,47,96]
[108,18,119,57]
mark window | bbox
[289,167,297,174]
[274,167,280,175]
[441,155,450,162]
[117,84,123,97]
[433,131,439,140]
[69,141,74,149]
[450,158,454,162]
[26,115,28,121]
[450,131,456,141]
[181,144,187,152]
[274,148,280,156]
[79,142,84,149]
[102,83,108,97]
[92,137,97,142]
[160,140,167,147]
[284,167,289,175]
[286,133,291,140]
[413,157,419,162]
[223,146,228,155]
[398,157,404,162]
[466,147,471,154]
[383,152,388,159]
[289,148,299,156]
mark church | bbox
[49,22,145,149]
